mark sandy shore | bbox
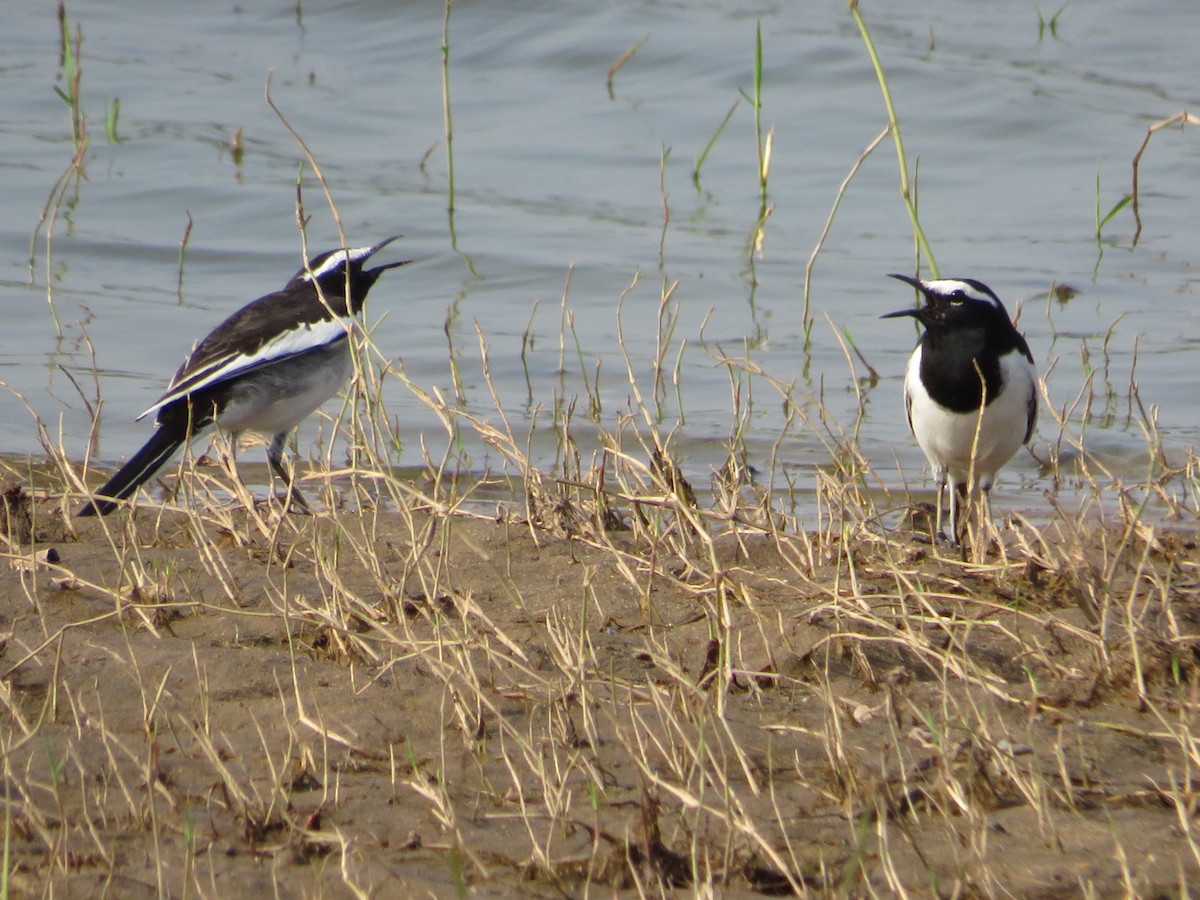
[2,481,1198,896]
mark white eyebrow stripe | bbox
[137,316,354,420]
[924,279,1001,308]
[300,245,381,282]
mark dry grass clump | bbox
[2,300,1197,896]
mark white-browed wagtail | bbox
[79,236,408,516]
[883,274,1037,544]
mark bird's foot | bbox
[934,529,961,549]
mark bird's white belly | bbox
[905,347,1034,486]
[217,339,354,436]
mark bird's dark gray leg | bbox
[933,467,950,544]
[267,432,311,513]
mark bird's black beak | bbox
[363,235,412,276]
[888,273,925,291]
[368,235,402,255]
[881,272,927,320]
[368,258,412,276]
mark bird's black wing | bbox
[1024,383,1038,445]
[137,285,352,422]
[1016,332,1037,444]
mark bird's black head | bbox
[290,235,410,312]
[882,274,1015,332]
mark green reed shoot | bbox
[441,0,457,219]
[54,4,86,151]
[740,22,773,217]
[750,23,769,205]
[737,23,774,263]
[1034,1,1069,42]
[1094,163,1131,242]
[693,98,739,189]
[105,97,122,144]
[1093,161,1131,276]
[848,0,939,277]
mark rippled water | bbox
[3,0,1197,516]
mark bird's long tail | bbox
[78,419,192,517]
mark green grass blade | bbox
[693,98,738,189]
[105,97,122,144]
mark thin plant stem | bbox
[1130,110,1199,246]
[751,21,769,209]
[607,34,648,100]
[743,21,774,259]
[520,299,539,408]
[177,211,193,304]
[848,0,939,277]
[804,126,889,349]
[441,0,456,219]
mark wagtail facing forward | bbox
[883,274,1037,543]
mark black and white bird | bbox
[882,274,1037,543]
[78,236,408,517]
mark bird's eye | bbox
[949,291,967,304]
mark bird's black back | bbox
[173,264,385,387]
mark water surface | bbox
[3,0,1197,519]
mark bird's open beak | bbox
[881,272,927,320]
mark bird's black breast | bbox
[918,327,1004,414]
